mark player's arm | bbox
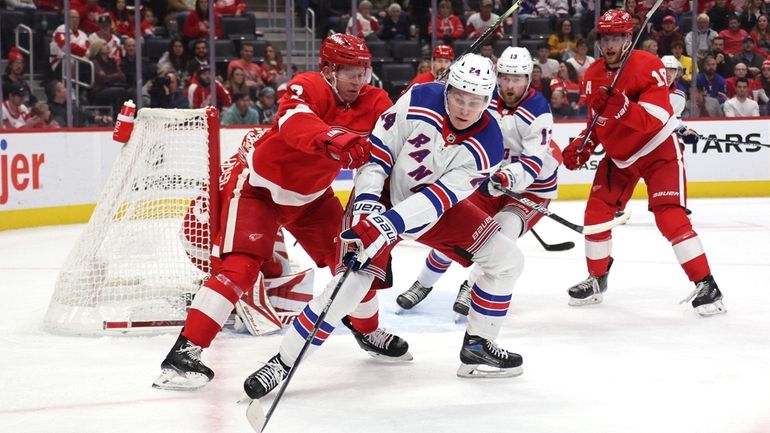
[491,111,554,193]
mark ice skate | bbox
[457,332,523,378]
[342,316,413,361]
[152,333,214,391]
[680,274,726,317]
[453,280,472,316]
[396,281,433,310]
[243,354,290,399]
[568,258,613,306]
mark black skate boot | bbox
[453,280,472,316]
[396,281,433,309]
[152,333,214,391]
[680,274,726,316]
[243,354,291,399]
[341,316,413,361]
[568,257,613,306]
[457,332,523,378]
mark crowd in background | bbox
[2,0,769,129]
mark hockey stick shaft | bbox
[690,134,770,148]
[499,189,631,235]
[250,258,357,432]
[530,229,575,251]
[578,0,665,151]
[435,0,523,82]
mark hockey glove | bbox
[676,125,700,145]
[315,129,372,169]
[482,168,519,197]
[340,214,399,270]
[563,133,596,170]
[590,87,630,120]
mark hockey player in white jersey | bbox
[397,47,563,315]
[243,54,528,400]
[662,55,699,145]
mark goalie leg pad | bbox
[234,273,282,336]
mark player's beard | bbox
[434,67,446,78]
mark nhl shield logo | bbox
[446,133,456,143]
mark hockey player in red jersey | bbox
[404,44,455,91]
[562,9,725,316]
[153,34,401,391]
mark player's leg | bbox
[395,249,452,310]
[154,180,280,390]
[644,138,725,316]
[568,159,638,306]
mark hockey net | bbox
[43,107,221,335]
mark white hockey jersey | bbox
[354,82,504,239]
[669,86,687,128]
[487,87,560,198]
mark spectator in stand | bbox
[566,38,595,80]
[6,0,36,9]
[708,0,735,33]
[641,38,659,55]
[536,0,569,18]
[632,15,651,44]
[479,41,497,63]
[724,77,760,115]
[740,0,766,31]
[109,0,135,38]
[224,67,252,99]
[35,0,63,10]
[148,71,190,108]
[684,84,723,117]
[670,40,693,82]
[164,0,195,30]
[535,43,560,79]
[417,60,431,74]
[121,37,154,95]
[755,60,770,113]
[708,36,735,77]
[650,0,679,32]
[2,48,36,106]
[751,14,770,56]
[263,44,287,87]
[624,0,641,19]
[221,92,259,125]
[183,0,223,40]
[431,0,464,44]
[733,36,767,74]
[187,39,210,77]
[697,55,728,103]
[549,62,582,110]
[517,0,539,23]
[346,1,380,41]
[378,3,413,42]
[2,84,38,129]
[405,45,454,91]
[720,15,750,56]
[141,8,160,37]
[228,42,266,88]
[158,38,190,79]
[548,18,577,61]
[215,0,246,16]
[88,15,124,64]
[76,0,105,34]
[653,15,684,56]
[187,64,231,110]
[255,86,277,124]
[29,102,60,128]
[725,62,763,97]
[89,39,130,117]
[669,0,691,14]
[550,88,577,119]
[466,0,503,41]
[685,13,718,60]
[46,80,113,126]
[49,9,90,79]
[530,64,552,101]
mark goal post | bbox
[44,107,221,335]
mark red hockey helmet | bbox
[432,44,455,60]
[596,9,634,34]
[319,34,372,70]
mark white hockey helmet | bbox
[661,55,682,86]
[446,53,496,100]
[497,46,533,79]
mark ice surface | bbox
[1,198,769,433]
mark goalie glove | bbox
[340,213,399,270]
[482,168,521,197]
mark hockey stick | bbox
[530,229,575,251]
[679,130,770,148]
[435,0,523,82]
[499,188,631,235]
[578,0,665,151]
[246,257,358,433]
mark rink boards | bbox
[1,117,769,230]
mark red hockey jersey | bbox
[248,72,392,206]
[581,50,678,168]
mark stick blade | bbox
[246,399,267,432]
[546,241,575,251]
[581,211,632,235]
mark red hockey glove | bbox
[590,87,630,120]
[340,214,398,269]
[315,129,371,169]
[563,133,596,171]
[483,168,519,197]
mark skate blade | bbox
[453,313,467,324]
[151,368,210,391]
[366,350,414,362]
[695,300,726,317]
[568,293,604,307]
[246,398,267,432]
[236,392,252,404]
[456,363,523,379]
